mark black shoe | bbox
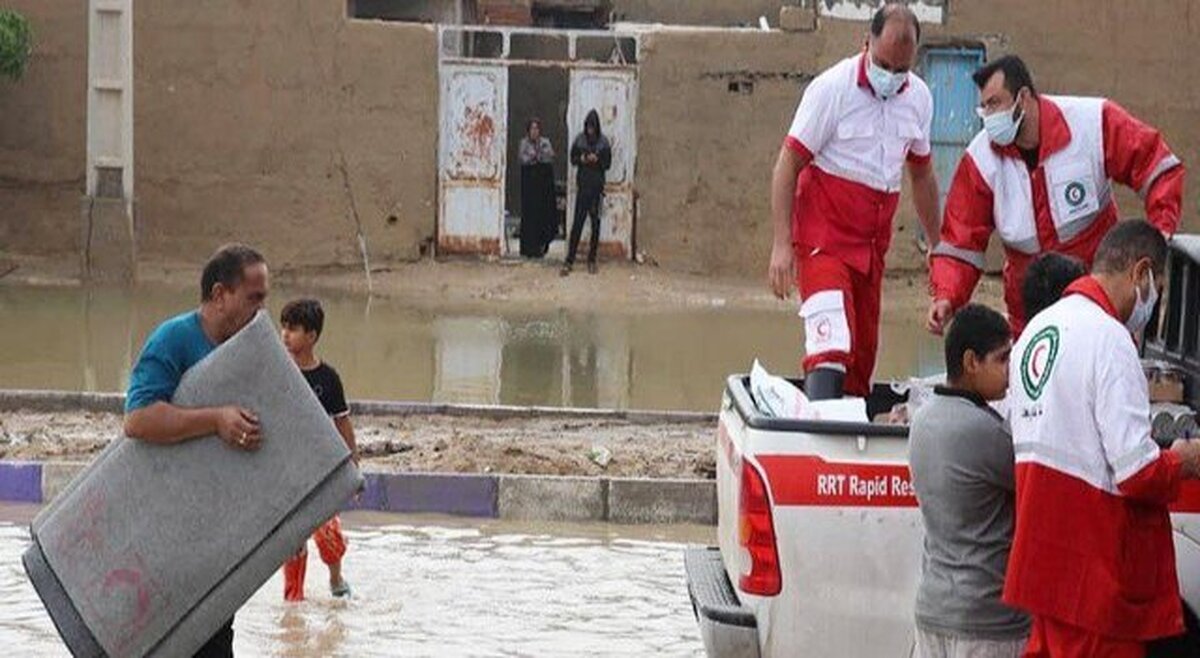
[560,264,572,277]
[587,262,598,275]
[805,368,845,401]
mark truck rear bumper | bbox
[685,546,761,658]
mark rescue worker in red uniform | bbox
[1006,221,1200,657]
[927,55,1183,336]
[768,3,940,400]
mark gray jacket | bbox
[908,387,1030,640]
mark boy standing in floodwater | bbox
[279,299,358,601]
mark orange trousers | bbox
[282,515,347,602]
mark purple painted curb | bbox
[0,462,43,503]
[340,472,499,517]
[344,473,388,512]
[375,472,498,517]
[0,459,500,518]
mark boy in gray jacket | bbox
[909,303,1029,657]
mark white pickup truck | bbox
[686,236,1200,657]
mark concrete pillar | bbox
[84,0,135,283]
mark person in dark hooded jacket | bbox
[562,109,612,276]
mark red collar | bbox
[993,95,1072,161]
[856,51,910,98]
[1066,275,1120,320]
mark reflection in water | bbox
[434,317,506,405]
[0,285,944,411]
[0,514,713,657]
[271,605,349,657]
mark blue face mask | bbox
[867,56,907,101]
[978,93,1026,146]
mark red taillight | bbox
[738,459,781,596]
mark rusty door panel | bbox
[567,69,637,260]
[439,63,508,256]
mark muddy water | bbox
[0,285,943,411]
[0,509,714,656]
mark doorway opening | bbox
[437,26,639,262]
[505,66,570,260]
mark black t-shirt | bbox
[302,362,349,418]
[1019,146,1040,171]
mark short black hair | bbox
[200,244,266,302]
[280,298,325,338]
[972,55,1037,98]
[1022,252,1087,319]
[870,3,920,43]
[1093,219,1168,276]
[945,304,1011,380]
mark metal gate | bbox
[566,68,637,260]
[921,47,985,210]
[438,62,509,256]
[436,26,640,259]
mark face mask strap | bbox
[1125,262,1161,333]
[1011,88,1028,124]
[1133,260,1152,294]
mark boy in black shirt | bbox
[279,299,357,601]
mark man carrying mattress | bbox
[123,243,270,658]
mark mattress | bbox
[23,311,363,656]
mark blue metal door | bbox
[920,47,985,211]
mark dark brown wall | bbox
[635,0,1200,277]
[0,0,86,260]
[133,3,439,271]
[635,27,822,275]
[4,0,1200,281]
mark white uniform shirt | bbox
[1009,293,1160,491]
[786,53,933,193]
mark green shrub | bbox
[0,9,33,81]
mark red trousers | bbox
[1023,616,1145,658]
[796,250,882,397]
[283,515,347,602]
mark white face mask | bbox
[867,55,907,100]
[1125,269,1159,334]
[978,93,1025,146]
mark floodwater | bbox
[0,507,715,656]
[0,284,943,411]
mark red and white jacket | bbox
[784,52,933,275]
[1004,276,1184,640]
[930,95,1183,333]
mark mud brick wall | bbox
[3,0,1200,279]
